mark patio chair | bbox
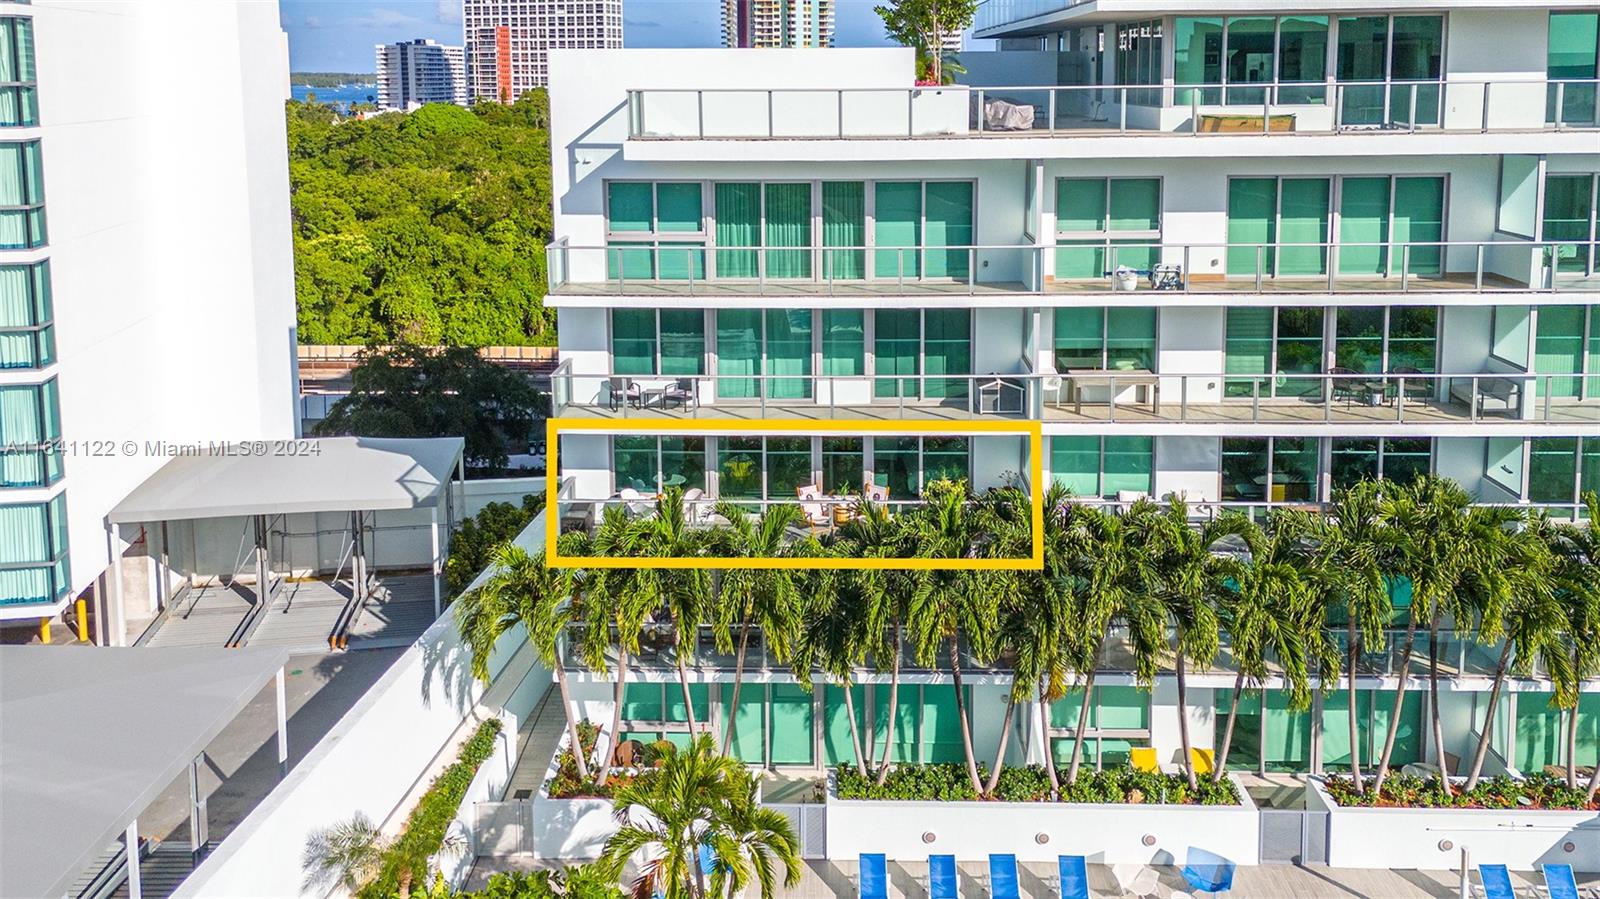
[864,483,890,505]
[929,854,959,899]
[1130,746,1160,773]
[1475,864,1516,899]
[618,487,653,517]
[1390,365,1434,404]
[662,377,698,410]
[1328,367,1365,408]
[859,854,889,899]
[682,487,711,525]
[1180,848,1235,895]
[1057,856,1090,899]
[797,484,829,529]
[1543,863,1582,899]
[1110,863,1159,898]
[608,376,641,410]
[1190,748,1216,778]
[989,854,1019,899]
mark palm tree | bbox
[634,487,717,739]
[1315,481,1399,794]
[579,507,654,786]
[831,499,911,784]
[1019,484,1078,799]
[1538,493,1600,793]
[795,559,870,771]
[597,734,798,899]
[711,501,803,757]
[973,485,1037,797]
[1137,499,1246,790]
[301,812,385,895]
[454,539,590,780]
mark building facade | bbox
[464,0,622,101]
[722,0,835,49]
[545,3,1600,785]
[0,1,297,642]
[375,38,467,111]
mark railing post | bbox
[1481,81,1490,133]
[1334,83,1344,130]
[1555,82,1566,130]
[1401,245,1410,293]
[1396,377,1405,423]
[1475,244,1485,292]
[1408,83,1418,133]
[767,89,774,138]
[968,247,976,295]
[1047,88,1056,135]
[1183,244,1191,293]
[1255,245,1264,292]
[697,90,704,139]
[1119,87,1128,132]
[1470,376,1479,423]
[1323,373,1333,421]
[977,89,986,134]
[837,90,844,138]
[1180,376,1188,421]
[1543,375,1552,421]
[1263,94,1270,134]
[1108,374,1117,422]
[1190,89,1199,135]
[1252,378,1261,421]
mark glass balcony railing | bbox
[625,79,1600,140]
[546,240,1600,297]
[973,0,1084,33]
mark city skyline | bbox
[280,0,896,72]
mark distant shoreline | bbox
[290,72,376,89]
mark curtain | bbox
[1392,177,1444,276]
[873,309,920,399]
[763,183,810,279]
[763,309,812,399]
[1106,307,1156,370]
[1051,435,1101,497]
[873,182,921,279]
[923,182,973,280]
[821,182,864,280]
[820,309,864,376]
[716,310,761,399]
[1224,307,1273,397]
[658,309,704,375]
[922,309,970,400]
[0,502,45,564]
[1054,306,1105,369]
[0,263,33,368]
[1338,177,1391,276]
[714,182,760,278]
[611,309,656,375]
[0,383,40,486]
[1227,178,1277,276]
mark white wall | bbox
[1156,307,1225,403]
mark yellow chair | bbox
[1130,747,1160,773]
[1190,748,1216,777]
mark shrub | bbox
[458,864,625,899]
[834,763,1240,806]
[447,495,546,595]
[1323,771,1597,810]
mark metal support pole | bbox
[105,518,125,647]
[430,507,442,619]
[124,820,142,899]
[276,667,288,777]
[188,754,208,863]
[254,515,270,614]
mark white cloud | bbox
[436,0,462,25]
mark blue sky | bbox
[280,0,894,72]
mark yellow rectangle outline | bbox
[545,416,1043,570]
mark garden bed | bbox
[834,762,1241,806]
[1321,771,1597,811]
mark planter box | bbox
[1308,777,1600,873]
[825,773,1259,866]
[527,731,620,860]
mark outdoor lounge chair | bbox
[859,853,889,899]
[1130,747,1160,773]
[608,376,641,410]
[1180,848,1235,895]
[929,854,959,899]
[865,483,890,505]
[1544,863,1582,899]
[797,484,829,528]
[989,854,1019,899]
[1476,864,1516,899]
[1057,856,1090,899]
[1190,748,1215,777]
[662,377,698,410]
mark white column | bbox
[188,755,208,862]
[105,519,126,647]
[430,507,442,618]
[124,820,141,899]
[275,667,288,777]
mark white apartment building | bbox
[464,0,622,101]
[544,0,1599,809]
[722,0,836,49]
[0,1,297,641]
[375,38,467,111]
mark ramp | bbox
[143,584,259,649]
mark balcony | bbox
[547,240,1600,300]
[625,79,1600,141]
[552,366,1600,426]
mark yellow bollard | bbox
[37,616,50,645]
[75,598,89,643]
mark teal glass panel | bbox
[1548,14,1599,125]
[614,436,658,493]
[1224,17,1275,105]
[1056,179,1106,233]
[1051,435,1100,497]
[1106,307,1155,370]
[764,183,811,279]
[1536,305,1586,399]
[1108,179,1160,231]
[612,309,656,375]
[1276,179,1330,276]
[765,436,812,500]
[1102,437,1153,496]
[665,683,709,724]
[921,685,966,764]
[871,684,919,764]
[716,309,761,400]
[1221,437,1269,501]
[1338,177,1391,275]
[872,437,918,499]
[1173,18,1223,104]
[1583,437,1600,498]
[924,182,973,279]
[1264,689,1312,772]
[1330,437,1380,489]
[822,437,863,495]
[1336,16,1389,126]
[821,181,865,280]
[1392,177,1444,276]
[659,309,705,375]
[722,684,766,763]
[1054,307,1104,369]
[874,182,921,278]
[1388,16,1443,126]
[922,437,969,486]
[824,685,867,765]
[1224,307,1272,397]
[715,182,760,278]
[1389,306,1438,373]
[607,182,653,232]
[1530,437,1579,504]
[1335,307,1383,373]
[1277,16,1329,103]
[1055,240,1106,280]
[1271,437,1320,502]
[661,437,706,492]
[1096,685,1150,730]
[923,309,970,399]
[1275,307,1325,398]
[718,436,763,500]
[821,310,864,377]
[655,183,702,232]
[1382,438,1431,485]
[874,309,920,399]
[607,242,655,281]
[764,308,812,400]
[1215,689,1261,770]
[1543,175,1594,274]
[770,684,814,766]
[655,242,705,281]
[1227,178,1276,276]
[622,682,664,720]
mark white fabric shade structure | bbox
[0,645,291,899]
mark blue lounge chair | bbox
[1057,856,1090,899]
[1545,864,1581,899]
[1181,848,1235,895]
[859,853,889,899]
[929,854,959,899]
[1477,864,1516,899]
[989,854,1019,899]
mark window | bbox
[1051,436,1153,499]
[1548,13,1599,125]
[619,682,710,748]
[1322,689,1423,771]
[605,181,704,280]
[1227,175,1445,279]
[1054,178,1160,279]
[1542,174,1598,277]
[874,181,974,280]
[720,683,815,767]
[1528,436,1600,510]
[1115,20,1162,105]
[1221,436,1320,503]
[0,139,42,249]
[0,261,50,369]
[1333,306,1437,374]
[1336,15,1445,127]
[1224,306,1324,398]
[873,309,970,401]
[871,436,970,499]
[1052,307,1156,372]
[1173,16,1327,106]
[1331,437,1431,489]
[821,437,863,494]
[820,310,864,376]
[0,493,68,607]
[0,379,58,487]
[1533,305,1597,400]
[613,436,707,495]
[1048,685,1152,769]
[0,18,36,127]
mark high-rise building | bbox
[0,0,296,642]
[544,0,1600,795]
[463,0,622,102]
[375,38,467,111]
[722,0,835,48]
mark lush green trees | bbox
[288,94,553,346]
[446,494,547,594]
[873,0,978,84]
[313,344,545,471]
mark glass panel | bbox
[1337,16,1389,126]
[1548,14,1599,126]
[1054,307,1104,369]
[1227,178,1276,276]
[921,685,966,764]
[1097,685,1150,730]
[766,436,813,500]
[922,437,970,487]
[606,241,654,281]
[1108,179,1160,232]
[1106,307,1156,370]
[622,682,664,720]
[1275,307,1325,398]
[873,309,920,400]
[824,685,867,765]
[1393,177,1445,276]
[665,683,710,723]
[1173,17,1223,105]
[1216,689,1262,770]
[659,310,704,375]
[1335,307,1384,372]
[1102,437,1153,496]
[722,684,766,763]
[1263,689,1312,772]
[1338,177,1390,276]
[1530,437,1579,504]
[1277,16,1329,103]
[1543,175,1594,275]
[821,181,865,280]
[661,437,706,493]
[1276,178,1330,276]
[1383,438,1432,485]
[770,684,814,766]
[1389,306,1438,373]
[1056,178,1107,233]
[1055,239,1106,280]
[1271,437,1320,502]
[715,182,760,278]
[1224,307,1272,397]
[874,182,921,279]
[1535,305,1586,399]
[924,182,973,280]
[718,436,763,501]
[1221,437,1269,501]
[1331,437,1380,489]
[872,684,919,763]
[923,309,970,400]
[821,309,864,377]
[716,309,761,400]
[607,182,653,232]
[1583,436,1600,498]
[656,183,702,232]
[822,437,863,495]
[1051,435,1100,497]
[1224,17,1276,106]
[1389,16,1443,127]
[872,436,918,500]
[614,436,658,493]
[612,309,656,375]
[764,309,812,400]
[656,242,705,282]
[764,183,811,279]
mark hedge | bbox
[834,763,1241,806]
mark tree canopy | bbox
[288,93,555,346]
